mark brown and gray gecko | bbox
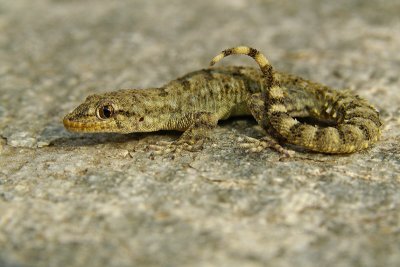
[63,46,381,154]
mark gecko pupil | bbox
[103,106,112,118]
[97,104,114,119]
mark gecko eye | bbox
[96,104,114,120]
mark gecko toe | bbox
[238,136,294,157]
[145,138,205,157]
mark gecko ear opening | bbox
[96,104,115,120]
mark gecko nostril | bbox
[139,117,144,122]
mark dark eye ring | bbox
[96,104,114,120]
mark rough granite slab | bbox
[0,0,399,267]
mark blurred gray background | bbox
[0,0,399,267]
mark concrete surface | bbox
[0,0,399,266]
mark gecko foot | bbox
[146,139,205,157]
[239,136,294,157]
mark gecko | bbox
[63,46,381,154]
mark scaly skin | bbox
[64,67,275,152]
[63,65,310,154]
[210,46,382,153]
[63,67,271,132]
[64,47,381,154]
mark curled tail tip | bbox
[209,53,224,66]
[209,46,253,66]
[231,46,252,53]
[223,46,254,56]
[211,46,271,68]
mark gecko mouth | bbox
[63,117,110,132]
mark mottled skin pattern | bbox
[63,67,266,133]
[64,66,281,153]
[211,46,382,153]
[64,46,381,154]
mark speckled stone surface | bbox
[0,0,399,267]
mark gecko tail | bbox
[210,46,382,153]
[210,46,269,67]
[210,46,275,87]
[267,86,382,153]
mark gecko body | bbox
[64,67,267,137]
[64,47,381,154]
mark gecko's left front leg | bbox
[148,112,219,155]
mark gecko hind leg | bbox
[210,47,292,156]
[239,136,294,157]
[147,112,219,155]
[241,92,294,157]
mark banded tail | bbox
[210,46,275,88]
[210,46,382,153]
[266,86,382,153]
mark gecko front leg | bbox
[148,112,219,155]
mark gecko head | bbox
[63,90,158,133]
